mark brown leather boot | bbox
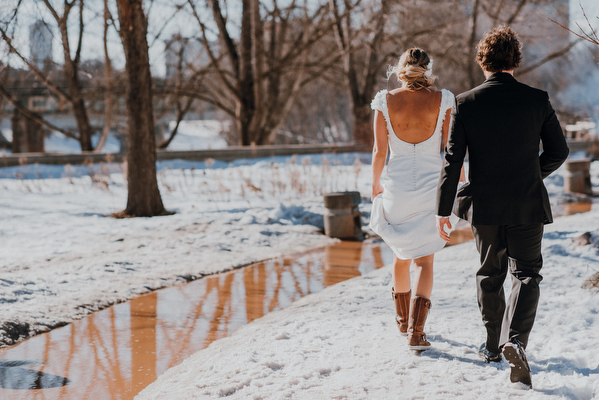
[392,288,410,335]
[407,296,432,350]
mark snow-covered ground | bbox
[136,210,599,400]
[135,157,599,400]
[0,153,369,347]
[1,151,598,399]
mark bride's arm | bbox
[372,110,388,200]
[441,108,466,182]
[441,108,451,149]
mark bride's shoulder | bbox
[439,89,455,110]
[439,88,455,98]
[370,89,389,111]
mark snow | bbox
[45,130,122,154]
[1,152,598,399]
[135,208,599,400]
[166,120,229,150]
[0,153,370,346]
[135,160,598,399]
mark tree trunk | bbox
[352,102,373,147]
[55,2,94,152]
[115,0,170,218]
[332,0,386,147]
[466,0,481,89]
[25,117,45,153]
[10,109,23,153]
[238,0,255,145]
[70,94,93,151]
[94,0,115,153]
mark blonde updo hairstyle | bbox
[388,48,435,91]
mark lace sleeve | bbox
[441,89,455,113]
[438,89,455,127]
[370,90,388,112]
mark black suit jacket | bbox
[436,72,569,225]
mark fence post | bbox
[564,159,592,196]
[323,191,363,240]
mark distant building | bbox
[29,20,53,70]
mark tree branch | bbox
[505,0,528,25]
[195,94,236,118]
[148,3,184,48]
[158,96,194,149]
[518,40,581,75]
[550,9,599,46]
[209,0,240,77]
[42,0,61,23]
[186,0,239,97]
[95,0,115,153]
[74,0,84,65]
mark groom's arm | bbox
[539,95,569,179]
[436,101,467,217]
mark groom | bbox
[436,26,569,388]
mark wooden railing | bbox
[0,143,371,167]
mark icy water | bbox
[0,241,394,399]
[0,201,592,399]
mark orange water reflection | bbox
[0,242,393,400]
[555,201,593,216]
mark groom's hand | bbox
[436,217,452,242]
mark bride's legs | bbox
[408,254,434,350]
[392,256,411,292]
[392,256,412,334]
[412,254,434,298]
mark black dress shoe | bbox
[478,343,502,363]
[502,339,532,389]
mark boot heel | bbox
[392,288,410,335]
[407,296,431,350]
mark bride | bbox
[370,48,458,351]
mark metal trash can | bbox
[564,159,592,196]
[323,191,363,240]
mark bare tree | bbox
[44,0,94,150]
[330,0,393,146]
[155,35,205,150]
[114,0,169,218]
[395,0,577,94]
[552,5,599,48]
[94,0,116,153]
[0,0,95,151]
[187,0,340,145]
[282,74,352,144]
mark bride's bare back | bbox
[386,88,443,144]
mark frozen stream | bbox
[0,241,393,399]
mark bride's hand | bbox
[372,184,384,201]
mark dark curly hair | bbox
[475,26,522,73]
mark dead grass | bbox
[582,272,599,291]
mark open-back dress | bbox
[369,88,458,259]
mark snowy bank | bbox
[136,209,599,400]
[0,153,372,347]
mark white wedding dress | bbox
[369,88,458,259]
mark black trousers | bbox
[471,223,544,353]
